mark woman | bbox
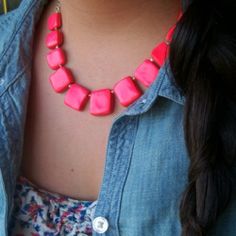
[0,0,235,235]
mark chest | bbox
[19,3,152,201]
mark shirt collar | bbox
[123,59,185,116]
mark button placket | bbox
[91,116,139,236]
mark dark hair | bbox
[168,0,236,235]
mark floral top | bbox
[9,176,97,236]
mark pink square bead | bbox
[64,83,90,110]
[134,59,159,87]
[151,42,168,67]
[47,48,66,70]
[49,67,74,93]
[165,25,176,43]
[48,12,62,30]
[45,30,63,49]
[113,76,142,107]
[89,89,114,116]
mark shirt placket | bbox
[91,113,140,236]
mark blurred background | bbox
[0,0,21,15]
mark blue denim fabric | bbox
[0,0,236,235]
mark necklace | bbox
[45,1,181,116]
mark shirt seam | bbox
[0,0,38,64]
[116,115,140,235]
[0,64,30,97]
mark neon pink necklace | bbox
[45,2,181,116]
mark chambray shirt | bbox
[0,0,236,235]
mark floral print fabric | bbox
[9,176,97,236]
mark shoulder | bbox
[0,0,47,62]
[0,0,47,96]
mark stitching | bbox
[0,64,29,97]
[0,0,39,63]
[116,115,140,235]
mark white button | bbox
[141,98,147,104]
[92,216,109,233]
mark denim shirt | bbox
[0,1,236,235]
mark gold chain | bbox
[3,0,8,14]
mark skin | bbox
[21,0,180,201]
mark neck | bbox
[59,0,181,33]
